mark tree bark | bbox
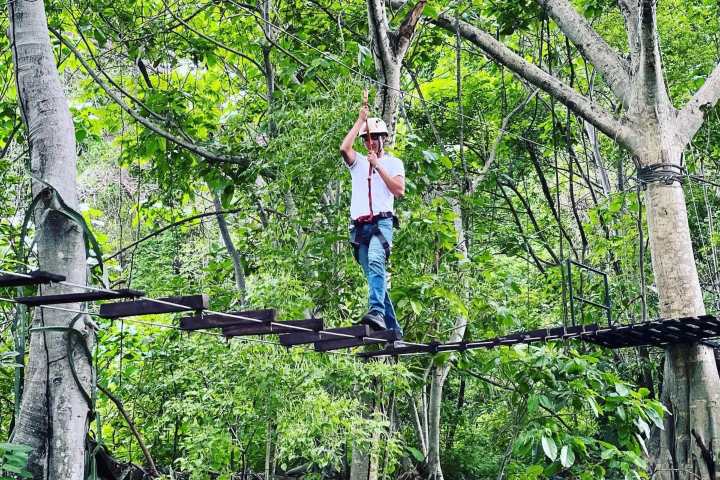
[647,179,720,479]
[8,1,91,478]
[264,420,275,480]
[211,191,247,303]
[366,0,426,144]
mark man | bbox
[339,104,405,334]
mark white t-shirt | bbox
[347,152,405,220]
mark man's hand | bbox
[368,150,380,168]
[358,104,369,123]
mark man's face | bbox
[362,133,385,152]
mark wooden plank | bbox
[544,326,567,340]
[99,294,209,319]
[314,329,400,352]
[16,289,144,307]
[0,270,66,288]
[180,309,277,330]
[280,325,369,347]
[359,343,430,357]
[223,318,323,337]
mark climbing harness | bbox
[349,213,398,263]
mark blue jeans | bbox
[352,218,402,334]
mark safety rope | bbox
[363,88,375,220]
[637,163,686,187]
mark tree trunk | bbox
[264,420,275,480]
[646,177,720,479]
[366,0,426,144]
[426,369,445,480]
[211,191,247,303]
[8,1,91,478]
[350,446,371,480]
[426,198,468,480]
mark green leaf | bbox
[406,446,425,462]
[541,436,558,461]
[409,300,423,315]
[423,2,440,18]
[617,405,626,420]
[587,397,601,417]
[615,383,629,396]
[221,184,235,208]
[560,445,575,468]
[524,464,544,479]
[635,417,650,438]
[646,406,664,429]
[601,447,616,460]
[439,155,452,169]
[527,394,540,414]
[422,150,437,163]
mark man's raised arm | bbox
[340,105,368,167]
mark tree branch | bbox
[536,0,630,105]
[106,207,246,261]
[368,0,395,67]
[164,0,267,75]
[98,384,159,477]
[676,61,720,147]
[395,0,427,57]
[470,88,538,193]
[0,121,21,160]
[498,184,548,273]
[50,28,249,166]
[389,0,639,151]
[635,0,669,111]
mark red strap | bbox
[367,163,374,219]
[365,112,374,221]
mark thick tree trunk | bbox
[8,1,91,478]
[350,446,371,480]
[350,389,382,480]
[646,176,720,479]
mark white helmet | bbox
[358,117,389,137]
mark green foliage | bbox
[0,443,32,479]
[450,345,664,479]
[3,0,720,478]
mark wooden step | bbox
[223,318,324,337]
[99,294,209,319]
[314,329,401,352]
[0,270,66,288]
[180,309,277,330]
[279,325,369,347]
[16,289,144,307]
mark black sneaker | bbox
[360,311,387,331]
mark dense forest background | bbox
[2,0,720,478]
